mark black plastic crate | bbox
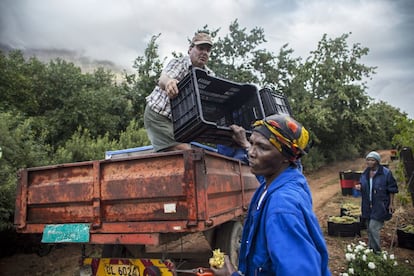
[339,209,366,230]
[259,88,292,116]
[400,147,413,162]
[352,171,362,181]
[171,68,265,145]
[339,171,354,180]
[328,221,361,237]
[341,188,353,196]
[397,229,414,250]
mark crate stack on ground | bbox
[339,170,362,196]
[327,216,360,237]
[327,202,362,237]
[397,224,414,250]
[340,202,366,230]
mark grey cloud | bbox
[0,0,412,118]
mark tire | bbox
[101,244,126,258]
[36,244,53,257]
[213,220,243,267]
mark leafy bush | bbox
[301,146,326,172]
[53,127,118,163]
[0,112,52,230]
[117,119,150,149]
[52,121,150,164]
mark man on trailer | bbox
[144,32,214,152]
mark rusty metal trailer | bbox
[14,147,258,273]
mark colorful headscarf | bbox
[252,114,310,161]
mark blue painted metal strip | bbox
[42,223,90,243]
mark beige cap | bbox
[191,32,213,46]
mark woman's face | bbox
[366,158,378,169]
[247,132,286,179]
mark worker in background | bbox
[354,151,398,253]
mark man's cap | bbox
[366,151,381,163]
[191,32,213,46]
[252,114,310,162]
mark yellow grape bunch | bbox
[209,248,225,268]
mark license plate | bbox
[104,264,139,276]
[83,258,175,276]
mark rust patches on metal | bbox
[14,169,28,230]
[15,149,258,238]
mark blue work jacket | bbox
[237,166,330,276]
[359,165,398,221]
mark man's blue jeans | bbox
[367,219,384,253]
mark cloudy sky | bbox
[1,0,413,118]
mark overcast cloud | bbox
[1,0,413,118]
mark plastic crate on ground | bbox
[328,221,361,237]
[339,171,354,181]
[339,208,366,230]
[352,171,362,181]
[339,171,357,196]
[397,229,414,250]
[341,188,353,196]
[171,68,265,145]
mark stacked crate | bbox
[339,171,355,196]
[339,170,362,196]
[171,68,291,145]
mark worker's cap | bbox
[252,114,310,161]
[366,151,381,163]
[191,32,213,46]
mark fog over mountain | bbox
[0,43,124,74]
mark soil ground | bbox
[1,150,413,275]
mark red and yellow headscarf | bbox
[252,114,310,161]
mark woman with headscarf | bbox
[212,114,330,276]
[354,151,398,253]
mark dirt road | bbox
[309,150,414,275]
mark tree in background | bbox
[392,117,414,151]
[289,33,377,161]
[206,20,280,87]
[53,119,150,164]
[0,21,410,230]
[0,51,46,115]
[0,51,134,149]
[0,112,51,231]
[0,51,147,229]
[392,116,414,206]
[361,102,405,150]
[125,34,164,127]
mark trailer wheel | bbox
[213,220,243,267]
[36,244,53,257]
[101,244,127,258]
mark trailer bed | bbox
[14,148,257,245]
